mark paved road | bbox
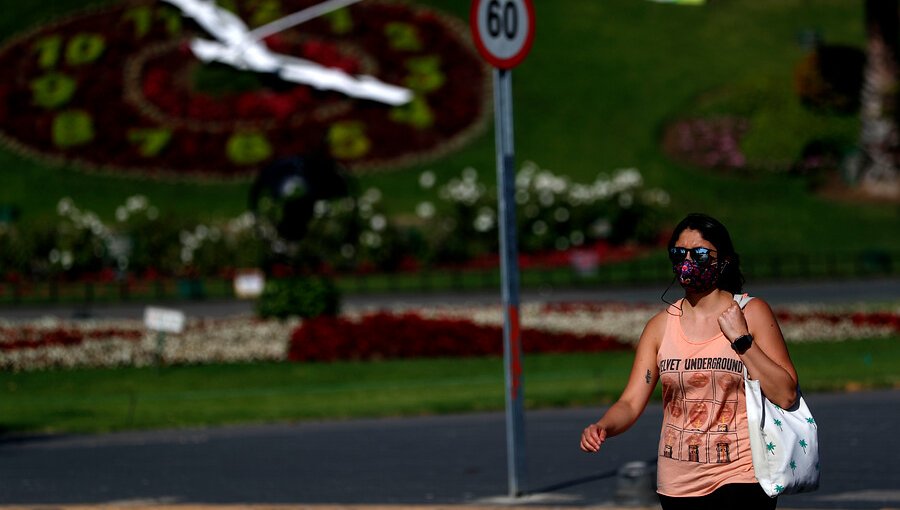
[2,389,899,509]
[1,277,898,321]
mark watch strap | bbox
[731,334,753,354]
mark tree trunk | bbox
[856,0,900,199]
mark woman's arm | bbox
[580,311,666,452]
[718,298,798,408]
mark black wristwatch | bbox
[731,334,753,354]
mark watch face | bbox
[0,0,490,179]
[732,334,752,353]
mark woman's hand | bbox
[717,301,750,343]
[580,423,608,453]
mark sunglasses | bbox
[668,247,717,265]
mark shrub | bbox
[0,224,33,279]
[291,191,410,272]
[256,277,341,320]
[661,117,749,171]
[794,44,865,115]
[5,160,667,283]
[413,162,670,265]
[790,138,847,189]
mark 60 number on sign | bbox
[470,0,535,69]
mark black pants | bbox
[658,483,777,510]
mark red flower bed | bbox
[849,312,900,330]
[773,310,900,331]
[0,326,143,351]
[288,312,631,362]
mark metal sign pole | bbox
[471,0,534,498]
[494,66,526,498]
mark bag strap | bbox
[735,293,805,410]
[734,293,753,380]
[733,293,753,309]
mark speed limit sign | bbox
[470,0,535,69]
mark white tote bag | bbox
[735,294,820,497]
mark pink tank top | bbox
[655,300,757,496]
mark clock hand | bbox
[247,0,364,43]
[161,0,252,48]
[191,38,412,105]
[162,0,412,105]
[162,0,274,70]
[278,56,412,105]
[190,37,280,72]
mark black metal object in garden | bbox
[248,153,350,241]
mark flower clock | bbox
[0,0,490,178]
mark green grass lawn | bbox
[2,336,897,435]
[1,0,897,255]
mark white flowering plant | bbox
[263,189,416,273]
[2,196,257,281]
[48,197,113,275]
[413,161,670,265]
[2,161,669,281]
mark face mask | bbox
[674,258,721,293]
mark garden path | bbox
[0,277,898,322]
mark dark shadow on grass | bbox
[0,425,64,446]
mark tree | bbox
[855,0,900,199]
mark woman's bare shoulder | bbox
[744,296,777,317]
[648,307,671,326]
[640,308,670,344]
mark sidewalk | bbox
[0,503,868,510]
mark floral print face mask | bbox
[673,258,721,293]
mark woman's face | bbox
[672,228,722,293]
[673,229,718,263]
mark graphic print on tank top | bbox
[659,358,744,464]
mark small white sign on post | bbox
[143,306,186,334]
[234,269,266,299]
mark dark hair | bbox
[668,213,745,293]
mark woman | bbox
[579,213,799,509]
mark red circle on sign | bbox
[470,0,535,69]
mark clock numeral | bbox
[226,132,273,165]
[128,128,173,157]
[32,33,105,69]
[402,56,445,93]
[157,6,184,35]
[217,0,239,16]
[328,121,371,160]
[326,8,353,35]
[30,73,77,110]
[123,6,182,39]
[65,33,106,66]
[52,110,95,148]
[123,6,152,38]
[385,22,422,52]
[32,35,63,70]
[390,96,434,129]
[249,0,284,27]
